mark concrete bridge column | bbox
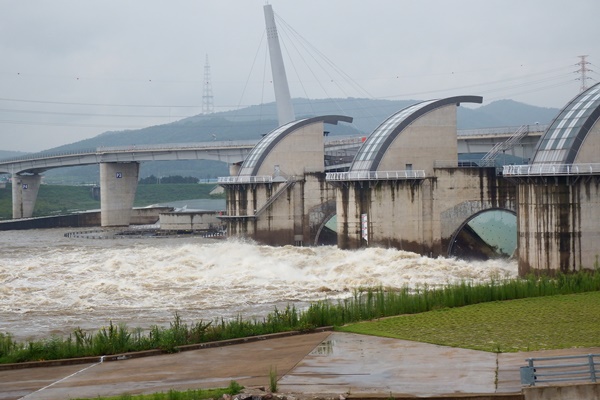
[100,162,139,227]
[12,174,42,219]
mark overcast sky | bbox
[1,0,598,152]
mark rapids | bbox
[0,228,517,340]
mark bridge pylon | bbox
[12,174,42,219]
[100,162,140,227]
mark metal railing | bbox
[324,135,366,147]
[458,124,548,137]
[503,163,600,176]
[0,148,97,163]
[0,141,258,164]
[521,354,599,386]
[98,140,257,153]
[481,124,530,164]
[433,160,495,168]
[326,170,426,181]
[217,175,274,184]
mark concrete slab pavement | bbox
[278,332,499,397]
[2,331,599,400]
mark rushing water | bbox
[0,228,517,340]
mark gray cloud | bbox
[1,0,598,152]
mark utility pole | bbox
[575,55,592,92]
[202,54,214,114]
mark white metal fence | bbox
[521,354,599,386]
[503,163,600,176]
[326,170,426,181]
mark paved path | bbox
[2,332,599,400]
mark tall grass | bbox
[72,380,244,400]
[2,271,599,364]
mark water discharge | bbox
[0,229,517,340]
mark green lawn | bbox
[338,291,600,353]
[0,183,222,219]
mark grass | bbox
[0,183,223,219]
[72,380,243,400]
[338,291,600,352]
[269,365,278,392]
[1,272,599,364]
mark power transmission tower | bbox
[202,54,214,114]
[575,55,593,92]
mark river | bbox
[0,228,517,340]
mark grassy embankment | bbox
[72,381,244,400]
[0,183,222,219]
[1,272,599,364]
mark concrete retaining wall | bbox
[159,211,223,231]
[225,173,336,246]
[0,207,171,231]
[516,176,600,275]
[522,382,600,400]
[336,167,516,257]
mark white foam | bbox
[0,229,517,340]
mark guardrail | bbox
[0,141,258,164]
[0,148,97,163]
[326,170,426,181]
[458,124,548,137]
[434,160,495,168]
[503,163,600,176]
[324,135,366,146]
[217,176,274,184]
[521,354,599,386]
[99,140,257,153]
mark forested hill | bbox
[1,98,560,183]
[31,97,560,154]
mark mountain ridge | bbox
[1,98,560,183]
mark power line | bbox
[0,97,201,108]
[0,107,196,119]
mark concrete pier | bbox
[335,167,515,256]
[221,116,352,246]
[515,176,600,274]
[504,82,600,275]
[99,162,140,227]
[11,173,42,219]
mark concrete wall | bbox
[336,168,516,257]
[224,173,336,246]
[522,382,600,400]
[574,118,600,163]
[516,176,600,275]
[255,122,325,176]
[378,104,458,174]
[131,207,172,225]
[0,207,171,231]
[159,211,223,231]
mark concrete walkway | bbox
[1,331,598,400]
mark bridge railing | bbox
[434,160,498,168]
[0,141,258,165]
[458,124,548,137]
[0,148,97,163]
[503,163,600,176]
[324,135,367,146]
[326,170,426,181]
[218,176,274,184]
[98,140,258,153]
[520,354,599,386]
